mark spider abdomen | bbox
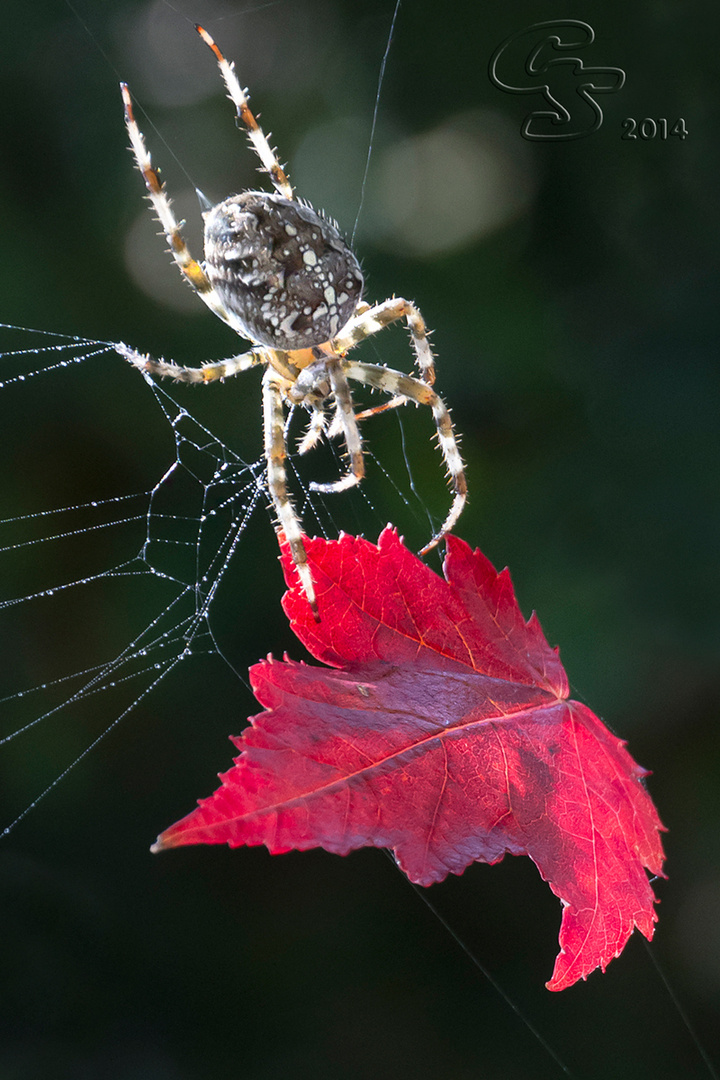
[203,191,363,351]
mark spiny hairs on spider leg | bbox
[117,24,467,619]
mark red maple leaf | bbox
[153,529,665,991]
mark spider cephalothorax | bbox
[116,24,466,618]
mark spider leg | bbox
[296,403,327,455]
[196,26,293,200]
[334,298,436,385]
[263,369,319,619]
[114,342,267,384]
[354,396,409,422]
[326,407,344,441]
[343,360,467,548]
[307,360,365,494]
[120,84,240,330]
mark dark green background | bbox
[1,1,718,1077]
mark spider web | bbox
[0,0,447,844]
[0,321,434,838]
[0,324,256,834]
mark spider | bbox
[116,25,466,619]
